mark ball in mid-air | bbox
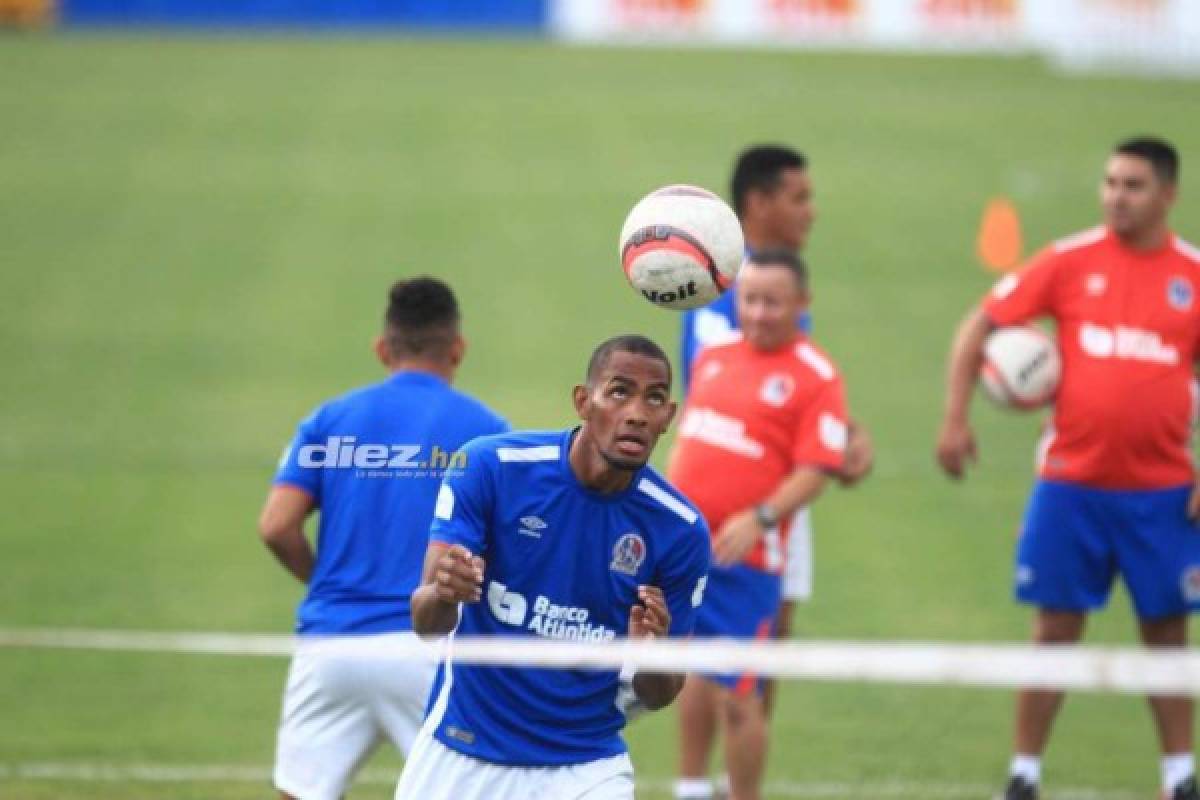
[979,325,1061,410]
[619,185,744,311]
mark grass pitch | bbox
[1,34,1198,798]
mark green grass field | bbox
[2,34,1200,799]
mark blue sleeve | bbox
[680,309,699,393]
[429,441,495,555]
[679,293,740,396]
[273,408,324,503]
[658,522,712,637]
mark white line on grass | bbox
[0,762,1143,799]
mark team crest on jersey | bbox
[759,373,796,408]
[1085,273,1107,297]
[610,532,647,576]
[1168,276,1194,311]
[1182,566,1200,603]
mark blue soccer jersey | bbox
[425,428,711,766]
[274,371,508,635]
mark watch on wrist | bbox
[753,503,779,530]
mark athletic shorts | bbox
[394,735,634,800]
[693,562,781,695]
[782,507,813,602]
[274,633,439,800]
[1016,480,1200,620]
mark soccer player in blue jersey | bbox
[680,146,815,392]
[259,277,508,800]
[394,335,712,800]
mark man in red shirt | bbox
[670,249,851,800]
[938,137,1200,800]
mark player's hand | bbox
[837,421,874,487]
[1188,483,1200,523]
[432,544,485,604]
[936,417,977,480]
[713,509,762,567]
[629,585,670,639]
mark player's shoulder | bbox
[1051,225,1108,256]
[469,428,565,464]
[696,330,746,358]
[790,337,841,383]
[632,466,708,536]
[442,385,509,433]
[302,378,391,426]
[1170,234,1200,270]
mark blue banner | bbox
[62,0,545,28]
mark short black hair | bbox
[383,276,461,359]
[585,334,672,387]
[1115,136,1179,185]
[731,145,808,217]
[745,248,809,290]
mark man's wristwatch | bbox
[753,503,779,530]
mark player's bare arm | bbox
[411,543,485,636]
[628,585,683,710]
[713,466,828,567]
[258,485,316,584]
[837,419,874,487]
[937,305,993,479]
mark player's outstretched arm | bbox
[936,306,992,480]
[257,485,316,584]
[629,586,684,711]
[411,543,485,637]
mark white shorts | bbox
[274,633,438,800]
[782,507,813,602]
[394,735,634,800]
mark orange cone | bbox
[977,197,1023,273]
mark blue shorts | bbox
[694,563,781,695]
[1016,480,1200,620]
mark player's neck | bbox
[386,359,455,383]
[568,432,635,494]
[744,233,785,254]
[1113,221,1171,253]
[742,227,800,255]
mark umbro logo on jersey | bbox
[519,516,548,538]
[697,361,723,383]
[1085,273,1107,296]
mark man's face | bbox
[1101,154,1175,239]
[576,351,676,471]
[736,262,809,351]
[751,167,815,251]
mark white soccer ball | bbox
[979,326,1061,410]
[619,184,744,311]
